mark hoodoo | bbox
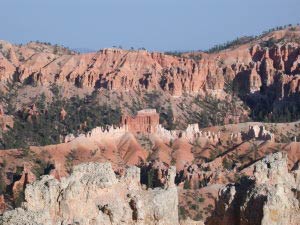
[121,109,160,134]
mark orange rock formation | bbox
[0,27,299,100]
[121,109,159,134]
[0,195,6,214]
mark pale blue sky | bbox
[0,0,299,51]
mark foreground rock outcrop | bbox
[0,163,178,225]
[207,152,300,225]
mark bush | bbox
[14,190,25,208]
[179,206,187,220]
[197,196,205,203]
[183,180,191,189]
[222,158,234,170]
[0,170,6,195]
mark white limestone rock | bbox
[1,163,178,225]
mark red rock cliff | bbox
[121,109,159,133]
[0,27,299,99]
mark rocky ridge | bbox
[0,163,178,225]
[0,27,299,100]
[1,151,299,225]
[207,152,300,225]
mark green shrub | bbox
[0,170,6,195]
[179,206,187,220]
[183,180,191,189]
[197,196,205,203]
[14,190,25,207]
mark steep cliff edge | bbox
[1,27,300,124]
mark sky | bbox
[0,0,299,52]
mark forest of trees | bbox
[249,96,300,122]
[0,86,121,149]
[206,24,298,53]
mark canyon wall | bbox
[0,28,300,99]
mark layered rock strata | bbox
[1,28,300,99]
